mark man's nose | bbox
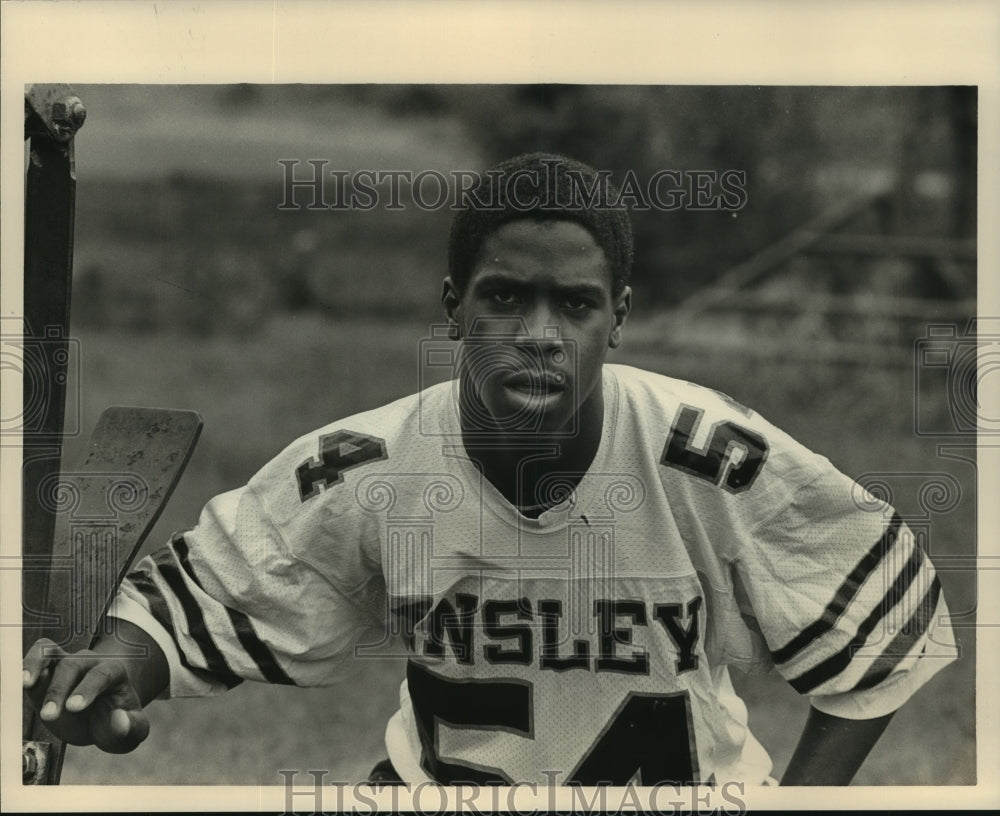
[519,304,562,344]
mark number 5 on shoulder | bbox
[661,405,768,493]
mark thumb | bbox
[93,706,150,754]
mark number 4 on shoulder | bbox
[297,430,387,501]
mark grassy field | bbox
[56,313,976,786]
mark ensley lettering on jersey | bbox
[395,591,702,674]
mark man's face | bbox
[444,219,631,434]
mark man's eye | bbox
[562,297,592,311]
[491,292,521,306]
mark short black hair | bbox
[448,153,634,296]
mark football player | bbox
[24,153,957,785]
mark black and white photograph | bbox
[2,2,997,813]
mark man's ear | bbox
[608,286,631,349]
[441,277,462,340]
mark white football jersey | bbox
[110,364,957,785]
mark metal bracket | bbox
[25,83,87,143]
[22,740,52,785]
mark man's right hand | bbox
[23,636,153,754]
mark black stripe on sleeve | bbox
[125,568,243,690]
[787,543,925,694]
[850,577,942,692]
[150,548,245,688]
[171,535,297,687]
[772,513,903,665]
[225,607,297,685]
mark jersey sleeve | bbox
[733,463,958,720]
[108,438,387,698]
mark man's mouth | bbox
[503,371,568,394]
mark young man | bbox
[24,153,957,785]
